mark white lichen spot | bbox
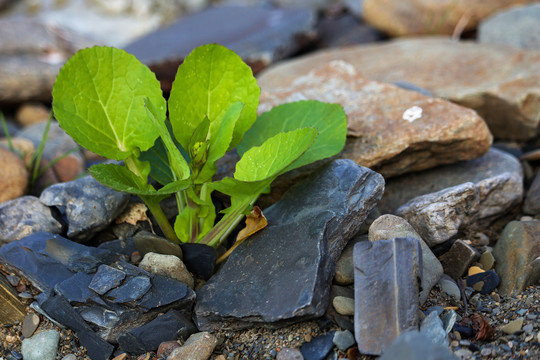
[329,60,357,76]
[403,106,423,122]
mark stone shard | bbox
[258,37,540,140]
[89,265,127,295]
[354,237,422,356]
[194,159,384,330]
[438,240,480,280]
[259,60,491,178]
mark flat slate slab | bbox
[194,159,384,330]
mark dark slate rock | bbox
[180,243,217,280]
[89,265,127,295]
[97,238,137,257]
[124,5,316,90]
[104,276,152,303]
[378,331,457,360]
[300,332,336,360]
[315,13,384,49]
[55,272,95,303]
[0,196,63,245]
[453,325,474,338]
[117,309,196,354]
[40,292,114,360]
[466,270,500,295]
[438,240,480,280]
[354,237,422,355]
[136,274,195,311]
[194,160,384,330]
[133,231,183,259]
[523,170,540,214]
[40,175,130,241]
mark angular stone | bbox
[300,332,336,360]
[136,274,195,311]
[139,252,194,289]
[0,196,63,245]
[479,4,540,50]
[354,237,422,355]
[167,332,218,360]
[194,160,384,330]
[55,272,95,303]
[438,240,480,280]
[105,276,152,303]
[523,170,540,214]
[500,317,524,334]
[133,231,183,259]
[21,330,60,360]
[368,214,443,304]
[124,5,316,91]
[258,38,540,140]
[0,147,28,203]
[259,60,491,178]
[396,183,480,247]
[420,311,448,346]
[333,330,355,351]
[378,331,457,360]
[89,265,127,295]
[362,0,535,36]
[40,175,130,241]
[492,221,540,295]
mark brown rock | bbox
[258,37,540,140]
[0,148,28,203]
[16,103,50,126]
[438,240,480,280]
[259,60,491,177]
[0,137,35,166]
[362,0,536,37]
[167,332,217,360]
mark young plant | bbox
[52,44,347,250]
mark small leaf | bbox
[234,127,317,182]
[188,117,210,168]
[236,206,267,242]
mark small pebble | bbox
[61,355,77,360]
[501,318,524,334]
[332,330,355,351]
[21,313,40,338]
[276,347,303,360]
[454,348,473,359]
[332,296,354,316]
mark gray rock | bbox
[479,4,540,50]
[333,296,355,316]
[139,252,194,289]
[379,331,458,360]
[438,276,461,301]
[40,175,130,241]
[21,330,60,360]
[105,275,152,303]
[133,231,183,259]
[354,237,422,355]
[277,347,304,360]
[89,265,127,295]
[334,235,367,286]
[0,196,63,244]
[368,214,443,304]
[438,240,480,280]
[300,332,335,360]
[194,160,384,330]
[441,309,458,334]
[420,311,448,346]
[55,272,96,303]
[523,170,540,214]
[492,220,540,296]
[332,330,355,351]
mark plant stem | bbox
[142,195,180,243]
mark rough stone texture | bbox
[21,330,60,360]
[362,0,536,37]
[0,147,28,203]
[0,196,63,245]
[479,4,540,50]
[378,148,523,215]
[334,235,366,286]
[420,311,448,346]
[523,170,540,214]
[259,60,491,178]
[167,332,218,360]
[139,252,194,289]
[300,332,336,360]
[40,175,130,241]
[194,160,384,330]
[438,240,480,280]
[124,5,316,91]
[378,331,457,360]
[354,238,422,355]
[492,220,540,296]
[368,214,443,304]
[257,37,540,140]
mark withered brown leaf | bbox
[471,314,495,341]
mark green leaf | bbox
[234,127,318,182]
[53,46,166,160]
[188,116,210,168]
[237,100,347,172]
[168,44,260,152]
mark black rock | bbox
[98,238,137,258]
[194,159,384,330]
[89,265,127,295]
[466,270,500,295]
[300,332,336,360]
[454,325,474,338]
[55,272,95,303]
[104,275,152,303]
[136,274,195,311]
[180,243,217,280]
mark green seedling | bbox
[52,44,347,251]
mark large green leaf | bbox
[53,46,166,160]
[168,44,260,152]
[234,127,317,182]
[237,100,347,172]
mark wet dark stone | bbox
[466,270,500,295]
[104,276,152,303]
[97,237,137,257]
[40,175,130,241]
[133,231,183,259]
[117,309,196,354]
[89,265,127,295]
[454,325,474,338]
[180,243,217,280]
[136,274,195,311]
[300,332,336,360]
[194,160,384,330]
[55,272,95,303]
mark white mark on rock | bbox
[403,106,423,122]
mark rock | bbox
[354,237,422,355]
[167,332,218,360]
[157,340,180,359]
[438,275,461,301]
[16,102,50,126]
[441,309,458,334]
[124,5,316,91]
[259,60,491,178]
[277,347,304,360]
[180,243,217,280]
[139,252,194,289]
[492,221,540,295]
[379,331,457,360]
[334,236,366,285]
[315,13,385,49]
[479,251,495,271]
[523,170,540,214]
[0,137,35,167]
[0,196,63,245]
[368,214,443,304]
[500,317,524,334]
[333,296,355,316]
[362,0,536,36]
[40,175,130,241]
[21,330,60,360]
[0,147,28,203]
[438,240,480,280]
[89,265,127,295]
[55,272,96,303]
[194,160,384,330]
[133,231,183,259]
[332,330,355,351]
[257,38,540,140]
[479,4,540,50]
[22,313,40,338]
[466,270,500,294]
[300,332,335,360]
[420,311,448,346]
